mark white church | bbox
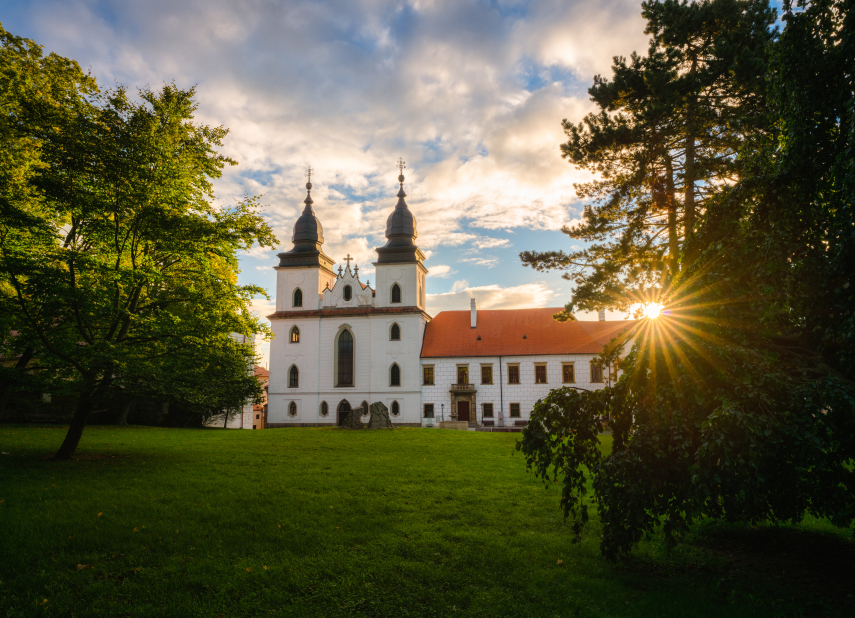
[262,166,634,430]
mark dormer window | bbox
[391,283,401,303]
[293,288,303,307]
[343,285,352,301]
[390,323,401,340]
[290,326,300,343]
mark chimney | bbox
[598,309,606,321]
[470,298,477,328]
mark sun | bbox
[642,302,664,319]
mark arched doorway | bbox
[337,400,352,426]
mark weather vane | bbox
[305,165,314,184]
[397,157,406,175]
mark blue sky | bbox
[3,0,667,362]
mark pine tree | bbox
[520,0,776,318]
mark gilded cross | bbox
[343,254,354,269]
[396,158,406,174]
[305,165,314,183]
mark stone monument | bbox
[367,402,393,429]
[342,406,364,429]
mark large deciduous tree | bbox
[520,0,776,318]
[0,25,275,458]
[518,0,854,558]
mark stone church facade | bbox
[265,168,634,429]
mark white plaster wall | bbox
[275,266,335,312]
[373,263,423,308]
[418,355,608,426]
[268,316,322,424]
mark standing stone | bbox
[367,402,393,429]
[342,406,364,429]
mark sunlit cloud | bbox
[428,282,556,314]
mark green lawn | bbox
[0,426,851,617]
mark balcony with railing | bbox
[449,383,475,392]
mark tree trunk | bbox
[54,373,113,460]
[115,399,134,425]
[223,409,230,429]
[664,154,679,279]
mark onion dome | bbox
[277,167,335,271]
[376,159,425,264]
[291,180,324,249]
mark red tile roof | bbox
[420,308,637,358]
[254,365,269,378]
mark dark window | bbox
[293,288,302,307]
[423,366,434,385]
[288,401,297,417]
[390,363,401,387]
[360,401,369,417]
[253,425,257,429]
[483,403,494,418]
[337,330,353,386]
[391,401,400,416]
[457,366,468,384]
[508,365,520,384]
[256,414,259,419]
[391,283,401,303]
[591,363,603,383]
[343,285,352,301]
[390,323,400,340]
[510,403,521,418]
[320,401,328,417]
[535,364,547,384]
[289,365,299,388]
[290,326,300,343]
[481,365,492,384]
[563,364,575,383]
[423,403,434,418]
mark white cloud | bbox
[427,282,556,314]
[428,264,456,278]
[450,279,470,293]
[460,256,500,268]
[473,237,511,249]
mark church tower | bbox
[373,159,428,310]
[274,167,336,312]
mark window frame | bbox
[290,326,300,343]
[343,285,352,301]
[391,283,401,304]
[562,362,575,384]
[480,364,493,385]
[320,401,329,417]
[423,403,434,419]
[390,363,401,387]
[289,365,299,388]
[422,365,434,386]
[293,287,303,308]
[591,362,604,383]
[335,328,355,387]
[509,403,521,418]
[391,400,400,417]
[534,363,548,384]
[288,401,297,417]
[390,322,401,341]
[456,364,469,385]
[507,364,520,384]
[482,403,494,418]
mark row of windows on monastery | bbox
[422,361,605,386]
[285,360,404,388]
[282,399,402,419]
[421,402,524,419]
[290,282,404,308]
[289,322,402,344]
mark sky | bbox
[3,0,659,365]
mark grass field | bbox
[0,426,852,618]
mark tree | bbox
[520,0,776,318]
[517,0,854,559]
[0,26,276,458]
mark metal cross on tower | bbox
[305,165,314,183]
[397,157,406,175]
[343,254,354,269]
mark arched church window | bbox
[391,283,401,303]
[288,401,297,417]
[343,285,352,301]
[320,401,329,417]
[390,323,400,340]
[293,288,303,307]
[391,401,400,417]
[390,363,401,387]
[290,326,300,343]
[337,330,354,386]
[289,365,299,388]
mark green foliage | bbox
[0,24,275,455]
[520,0,776,318]
[518,0,854,559]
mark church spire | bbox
[376,157,425,264]
[302,165,314,214]
[277,165,335,271]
